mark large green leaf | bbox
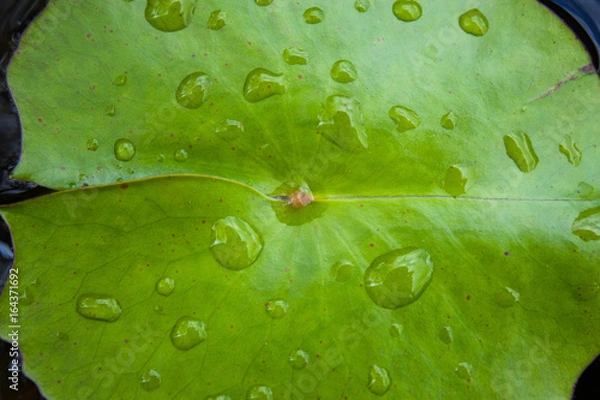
[1,0,599,399]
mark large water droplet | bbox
[438,326,453,344]
[389,105,420,132]
[76,294,122,322]
[243,68,285,103]
[355,0,371,12]
[317,95,367,151]
[254,0,273,6]
[176,72,211,109]
[265,299,289,319]
[364,247,434,309]
[503,132,539,173]
[455,362,473,379]
[303,7,324,24]
[442,165,468,197]
[282,47,309,65]
[368,365,391,395]
[145,0,197,32]
[577,182,595,198]
[170,316,207,350]
[389,323,403,337]
[246,385,273,400]
[392,0,422,22]
[216,119,244,141]
[156,277,175,296]
[139,369,161,391]
[572,207,600,241]
[289,349,310,370]
[440,110,457,130]
[174,148,188,162]
[559,135,582,166]
[330,260,355,282]
[207,10,227,30]
[86,138,99,151]
[114,138,136,162]
[459,9,489,36]
[330,60,358,83]
[210,216,263,270]
[495,286,520,308]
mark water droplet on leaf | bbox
[572,207,600,241]
[577,182,594,198]
[459,9,489,36]
[156,277,175,296]
[330,60,358,83]
[443,165,468,197]
[254,0,273,6]
[216,119,244,141]
[139,369,161,391]
[76,294,122,322]
[246,385,273,400]
[113,74,127,86]
[105,105,116,116]
[389,323,403,337]
[289,349,310,369]
[392,0,422,22]
[330,260,355,282]
[572,281,599,302]
[440,110,457,130]
[86,138,99,151]
[174,148,188,162]
[19,286,34,306]
[455,362,473,379]
[170,316,207,350]
[210,216,263,270]
[503,132,538,173]
[145,0,197,32]
[355,0,371,12]
[243,68,285,103]
[368,365,391,395]
[205,395,232,400]
[176,72,211,109]
[114,138,136,162]
[438,326,453,344]
[364,247,434,309]
[303,7,324,24]
[265,299,289,319]
[207,10,227,30]
[559,134,582,166]
[495,286,520,308]
[389,105,420,132]
[317,95,367,151]
[282,47,309,65]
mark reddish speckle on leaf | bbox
[504,251,510,256]
[369,243,374,247]
[60,167,66,171]
[466,295,471,301]
[120,183,129,189]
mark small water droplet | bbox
[265,299,289,319]
[56,332,69,341]
[210,216,263,270]
[364,247,434,309]
[459,9,489,36]
[145,0,197,32]
[455,362,473,379]
[503,131,539,173]
[246,385,274,400]
[243,68,285,103]
[105,105,116,116]
[577,182,594,198]
[139,369,161,391]
[303,7,324,24]
[114,138,136,162]
[440,110,457,130]
[289,349,310,369]
[282,47,309,65]
[174,148,188,162]
[113,74,127,86]
[355,0,371,12]
[216,119,244,141]
[442,165,468,197]
[495,286,520,308]
[205,395,232,400]
[392,0,422,22]
[154,305,164,314]
[176,72,211,109]
[389,105,420,132]
[368,365,391,395]
[86,138,99,151]
[572,207,600,241]
[19,286,34,306]
[76,294,122,322]
[559,134,582,166]
[317,95,367,151]
[330,60,358,83]
[389,323,403,337]
[254,0,273,6]
[156,277,175,296]
[330,260,355,282]
[170,316,207,350]
[207,10,227,30]
[156,154,165,162]
[438,326,453,344]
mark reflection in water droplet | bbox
[389,323,403,337]
[440,110,457,130]
[438,326,453,344]
[392,0,422,22]
[87,138,99,151]
[207,10,227,30]
[572,207,600,241]
[243,68,285,103]
[330,260,355,282]
[330,60,358,83]
[503,132,538,173]
[145,0,197,32]
[364,247,434,309]
[139,369,161,391]
[254,0,273,6]
[577,182,595,198]
[559,135,582,166]
[210,216,263,270]
[113,74,127,86]
[355,0,371,12]
[368,365,391,395]
[459,9,489,36]
[106,105,116,117]
[156,277,175,296]
[170,316,207,350]
[495,286,520,308]
[289,349,310,369]
[282,47,309,65]
[265,299,289,319]
[246,385,274,400]
[114,138,136,162]
[216,119,244,141]
[443,165,468,197]
[317,95,367,151]
[455,362,473,379]
[303,7,324,24]
[176,72,211,109]
[174,148,188,162]
[76,294,122,322]
[389,105,420,132]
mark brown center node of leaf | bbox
[288,190,314,209]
